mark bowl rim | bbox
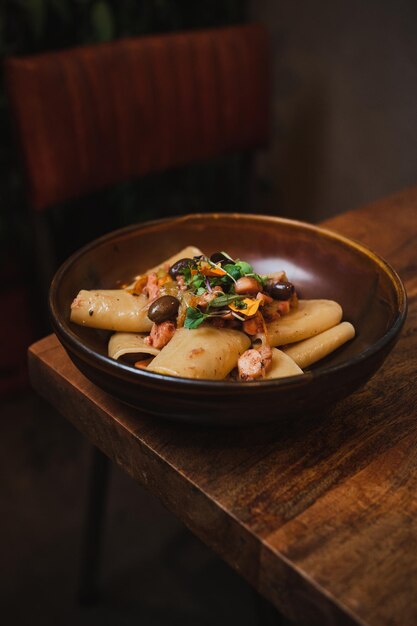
[49,212,408,389]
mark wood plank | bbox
[323,185,417,301]
[28,187,417,625]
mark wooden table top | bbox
[29,187,417,626]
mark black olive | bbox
[266,280,295,300]
[147,296,180,323]
[168,258,194,279]
[210,251,230,265]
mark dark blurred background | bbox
[1,1,416,624]
[1,0,250,395]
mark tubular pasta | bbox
[70,290,152,332]
[264,349,303,379]
[147,326,251,379]
[71,248,202,334]
[108,332,160,360]
[282,321,355,368]
[146,246,203,274]
[267,300,343,347]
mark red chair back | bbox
[5,24,269,211]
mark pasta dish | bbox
[70,246,355,380]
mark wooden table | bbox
[29,187,417,626]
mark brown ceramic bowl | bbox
[49,213,407,424]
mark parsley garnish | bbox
[184,307,208,329]
[181,265,193,283]
[184,305,231,328]
[235,260,253,275]
[190,274,206,291]
[223,263,242,281]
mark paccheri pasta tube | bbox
[267,300,343,347]
[264,348,303,379]
[70,247,204,332]
[70,290,152,332]
[108,332,160,360]
[70,246,355,381]
[146,246,203,274]
[147,326,251,379]
[282,321,355,368]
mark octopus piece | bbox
[242,312,265,335]
[234,276,261,295]
[276,300,291,315]
[195,291,218,309]
[145,321,176,349]
[176,275,188,291]
[256,291,273,306]
[238,345,273,381]
[143,272,160,301]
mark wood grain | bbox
[28,187,417,626]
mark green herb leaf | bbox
[233,300,248,310]
[258,274,268,287]
[190,273,206,291]
[181,265,193,283]
[209,293,245,308]
[219,275,233,288]
[236,260,253,275]
[184,307,207,329]
[223,263,242,280]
